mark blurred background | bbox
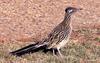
[0,0,100,63]
[0,0,99,43]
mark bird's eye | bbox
[68,9,73,13]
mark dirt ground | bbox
[0,0,100,63]
[0,0,100,43]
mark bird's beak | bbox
[77,8,83,11]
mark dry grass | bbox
[0,28,100,63]
[0,0,100,63]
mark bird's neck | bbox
[62,13,71,26]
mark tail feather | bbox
[10,42,47,56]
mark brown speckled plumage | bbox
[10,7,82,57]
[46,14,71,49]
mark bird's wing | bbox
[47,25,71,48]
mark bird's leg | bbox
[52,48,59,57]
[57,48,65,63]
[57,48,63,58]
[52,48,56,56]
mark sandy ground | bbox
[0,0,100,63]
[0,0,100,43]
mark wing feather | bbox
[46,24,71,48]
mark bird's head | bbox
[65,7,82,15]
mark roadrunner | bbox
[10,7,82,56]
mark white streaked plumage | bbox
[10,7,82,57]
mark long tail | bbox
[10,42,47,56]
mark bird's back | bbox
[46,21,72,49]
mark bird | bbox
[10,7,82,57]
